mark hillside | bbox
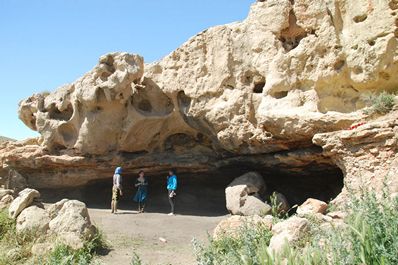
[0,136,15,143]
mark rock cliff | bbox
[1,0,397,205]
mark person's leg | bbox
[168,190,175,214]
[111,200,114,213]
[138,202,141,212]
[141,201,145,212]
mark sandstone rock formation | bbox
[0,0,397,207]
[8,188,40,219]
[313,110,398,203]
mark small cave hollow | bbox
[48,103,73,121]
[253,81,265,94]
[278,10,308,52]
[177,91,191,112]
[271,91,289,99]
[132,78,174,116]
[42,160,344,217]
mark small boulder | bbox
[49,200,96,249]
[16,206,50,234]
[8,188,40,219]
[0,194,14,210]
[297,198,328,216]
[213,214,273,240]
[269,216,309,253]
[226,172,268,216]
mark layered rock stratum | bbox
[1,0,397,204]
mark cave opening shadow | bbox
[81,172,232,217]
[40,162,344,217]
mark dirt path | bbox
[89,208,226,265]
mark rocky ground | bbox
[89,208,225,265]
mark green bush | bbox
[365,91,396,115]
[195,189,398,265]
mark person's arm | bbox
[118,175,123,195]
[171,176,177,191]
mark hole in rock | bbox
[40,157,344,217]
[132,78,174,116]
[177,91,191,112]
[137,99,153,112]
[271,91,289,99]
[278,10,308,52]
[353,14,367,23]
[253,82,265,94]
[48,103,73,121]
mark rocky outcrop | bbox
[313,110,398,204]
[8,188,40,219]
[0,0,397,208]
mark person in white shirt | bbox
[111,166,123,214]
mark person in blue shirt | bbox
[167,168,177,215]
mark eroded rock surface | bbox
[0,0,397,203]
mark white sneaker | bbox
[168,213,174,216]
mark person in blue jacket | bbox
[167,168,177,215]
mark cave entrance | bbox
[76,161,343,216]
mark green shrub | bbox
[365,91,396,115]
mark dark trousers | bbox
[168,190,175,213]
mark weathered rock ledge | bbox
[1,0,398,204]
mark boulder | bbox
[47,198,69,219]
[0,194,13,210]
[49,200,96,249]
[8,188,40,219]
[0,188,13,200]
[226,172,268,215]
[269,216,309,253]
[213,214,273,240]
[297,198,328,215]
[16,206,50,234]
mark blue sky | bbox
[0,0,254,140]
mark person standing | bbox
[111,166,123,214]
[167,169,177,216]
[133,170,148,213]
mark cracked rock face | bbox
[1,0,398,194]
